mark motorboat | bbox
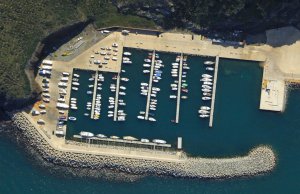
[206,67,214,71]
[204,61,215,65]
[108,114,113,117]
[123,57,130,61]
[152,87,160,91]
[37,119,45,124]
[150,107,156,111]
[123,52,131,56]
[141,138,150,143]
[68,116,77,121]
[80,131,94,138]
[153,139,166,144]
[204,81,213,85]
[119,92,126,96]
[43,98,50,103]
[89,77,94,81]
[202,85,212,89]
[120,86,126,90]
[200,78,213,82]
[202,74,213,78]
[201,106,211,110]
[97,134,107,138]
[202,97,212,100]
[148,117,156,122]
[203,92,212,96]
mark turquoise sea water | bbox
[2,48,300,193]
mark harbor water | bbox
[1,48,300,193]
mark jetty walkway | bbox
[90,71,99,119]
[113,74,120,121]
[175,53,183,123]
[209,56,219,127]
[145,50,156,120]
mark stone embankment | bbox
[11,112,276,179]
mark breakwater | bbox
[11,112,276,179]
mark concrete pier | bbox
[175,53,183,123]
[209,56,219,127]
[145,50,155,120]
[90,71,99,119]
[113,74,120,121]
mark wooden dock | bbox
[113,74,120,121]
[175,53,183,123]
[209,56,219,127]
[90,71,99,119]
[145,50,155,120]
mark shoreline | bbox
[10,112,276,179]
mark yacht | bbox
[153,139,166,144]
[80,131,94,138]
[202,97,212,100]
[204,61,215,65]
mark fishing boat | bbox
[204,61,215,65]
[201,106,211,110]
[68,116,77,121]
[153,139,166,144]
[202,97,212,100]
[206,67,214,71]
[141,138,150,143]
[148,117,156,122]
[97,134,107,138]
[123,52,131,56]
[80,131,94,138]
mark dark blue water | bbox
[1,49,300,193]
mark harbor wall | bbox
[11,112,276,179]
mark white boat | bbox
[123,136,138,141]
[97,134,107,138]
[123,52,131,56]
[62,72,70,76]
[202,97,212,100]
[202,88,212,92]
[141,138,150,143]
[204,61,215,65]
[70,106,78,110]
[87,91,93,94]
[148,117,156,122]
[170,95,176,99]
[137,115,145,120]
[201,106,211,110]
[120,86,126,90]
[112,57,117,61]
[84,113,89,116]
[199,114,210,118]
[73,74,80,78]
[39,104,46,109]
[143,70,150,73]
[150,107,156,111]
[40,110,46,114]
[119,92,126,95]
[141,83,148,86]
[200,78,213,82]
[202,74,213,78]
[198,110,210,114]
[202,85,212,89]
[151,94,156,97]
[171,84,177,87]
[121,78,129,82]
[68,116,77,121]
[110,136,120,139]
[153,139,166,144]
[152,87,160,91]
[80,131,94,138]
[181,96,188,99]
[108,114,113,117]
[143,64,151,67]
[206,67,214,71]
[144,59,151,63]
[89,77,94,81]
[140,111,145,114]
[123,61,132,64]
[72,82,80,86]
[203,92,212,96]
[204,81,213,85]
[123,57,130,61]
[37,119,45,124]
[183,66,190,70]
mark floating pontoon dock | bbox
[209,56,219,127]
[90,71,99,119]
[113,74,121,121]
[175,53,183,123]
[145,50,156,120]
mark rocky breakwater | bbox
[11,112,276,179]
